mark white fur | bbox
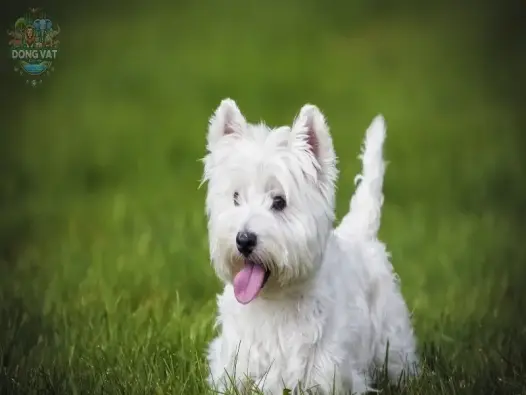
[202,99,418,394]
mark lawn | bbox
[1,1,525,394]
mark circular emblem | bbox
[8,8,60,87]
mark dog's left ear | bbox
[207,98,247,151]
[291,104,337,182]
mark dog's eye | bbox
[233,192,239,206]
[271,196,286,211]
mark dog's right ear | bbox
[207,98,247,151]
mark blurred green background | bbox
[1,0,525,393]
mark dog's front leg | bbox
[301,346,371,395]
[206,336,241,392]
[301,370,368,395]
[208,336,262,394]
[301,352,346,394]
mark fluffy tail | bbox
[336,115,387,241]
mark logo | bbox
[8,8,60,87]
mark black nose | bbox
[236,231,257,256]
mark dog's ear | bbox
[290,104,337,182]
[207,98,247,151]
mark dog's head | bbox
[202,99,338,304]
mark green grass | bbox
[1,1,525,394]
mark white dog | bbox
[202,99,418,394]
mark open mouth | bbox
[233,259,271,305]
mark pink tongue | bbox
[233,260,266,304]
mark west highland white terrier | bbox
[202,99,418,394]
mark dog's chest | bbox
[219,293,324,386]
